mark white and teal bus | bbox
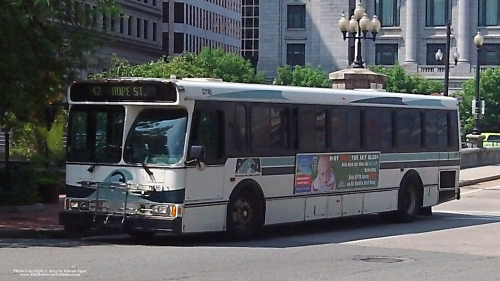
[59,77,461,239]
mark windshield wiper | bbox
[88,163,99,173]
[141,162,156,182]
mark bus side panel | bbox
[363,191,396,214]
[265,198,305,225]
[182,205,227,233]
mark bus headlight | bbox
[150,204,182,217]
[70,201,79,209]
[151,205,170,216]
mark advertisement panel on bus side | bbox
[294,152,381,193]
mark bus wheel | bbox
[126,230,156,240]
[227,189,263,240]
[396,180,421,223]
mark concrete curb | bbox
[459,174,500,187]
[0,203,44,214]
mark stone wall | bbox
[460,147,500,169]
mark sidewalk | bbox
[0,165,499,238]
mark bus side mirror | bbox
[187,145,206,170]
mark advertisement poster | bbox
[294,152,380,193]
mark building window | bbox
[153,22,157,41]
[128,16,132,35]
[286,44,305,66]
[426,43,446,65]
[153,0,157,6]
[174,3,185,23]
[144,20,148,39]
[426,0,451,27]
[479,44,500,65]
[287,5,306,29]
[174,32,185,53]
[375,44,398,65]
[119,14,124,33]
[479,0,500,26]
[162,2,169,23]
[102,14,107,30]
[136,18,141,38]
[375,0,400,27]
[162,32,169,53]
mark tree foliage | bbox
[369,63,443,94]
[457,67,500,135]
[273,65,331,88]
[92,47,267,83]
[0,0,119,127]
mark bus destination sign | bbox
[69,82,177,102]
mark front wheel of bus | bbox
[396,180,421,223]
[226,189,263,240]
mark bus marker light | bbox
[171,206,177,217]
[65,199,70,210]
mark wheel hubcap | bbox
[233,197,253,230]
[405,187,416,214]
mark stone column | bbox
[405,0,417,64]
[457,0,470,64]
[329,68,387,90]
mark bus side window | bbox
[437,111,448,148]
[330,107,346,152]
[365,108,380,151]
[425,111,438,148]
[449,112,459,150]
[232,105,247,153]
[192,110,224,160]
[379,109,393,152]
[346,108,361,151]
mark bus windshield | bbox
[124,108,188,165]
[67,105,125,163]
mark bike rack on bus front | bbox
[76,180,158,227]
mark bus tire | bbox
[226,188,263,240]
[395,179,421,223]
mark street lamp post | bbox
[471,31,485,135]
[435,48,459,96]
[338,3,381,68]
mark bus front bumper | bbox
[59,211,182,234]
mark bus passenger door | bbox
[183,109,226,232]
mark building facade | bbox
[85,0,243,78]
[258,0,500,91]
[83,0,164,77]
[162,0,242,56]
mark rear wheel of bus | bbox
[395,179,421,223]
[226,188,264,240]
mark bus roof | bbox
[73,77,458,110]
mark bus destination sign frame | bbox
[69,81,177,102]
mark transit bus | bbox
[59,77,461,239]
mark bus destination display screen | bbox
[69,82,177,102]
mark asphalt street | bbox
[1,180,500,281]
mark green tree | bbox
[0,0,120,126]
[94,47,267,83]
[369,63,443,94]
[274,65,331,88]
[457,67,500,135]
